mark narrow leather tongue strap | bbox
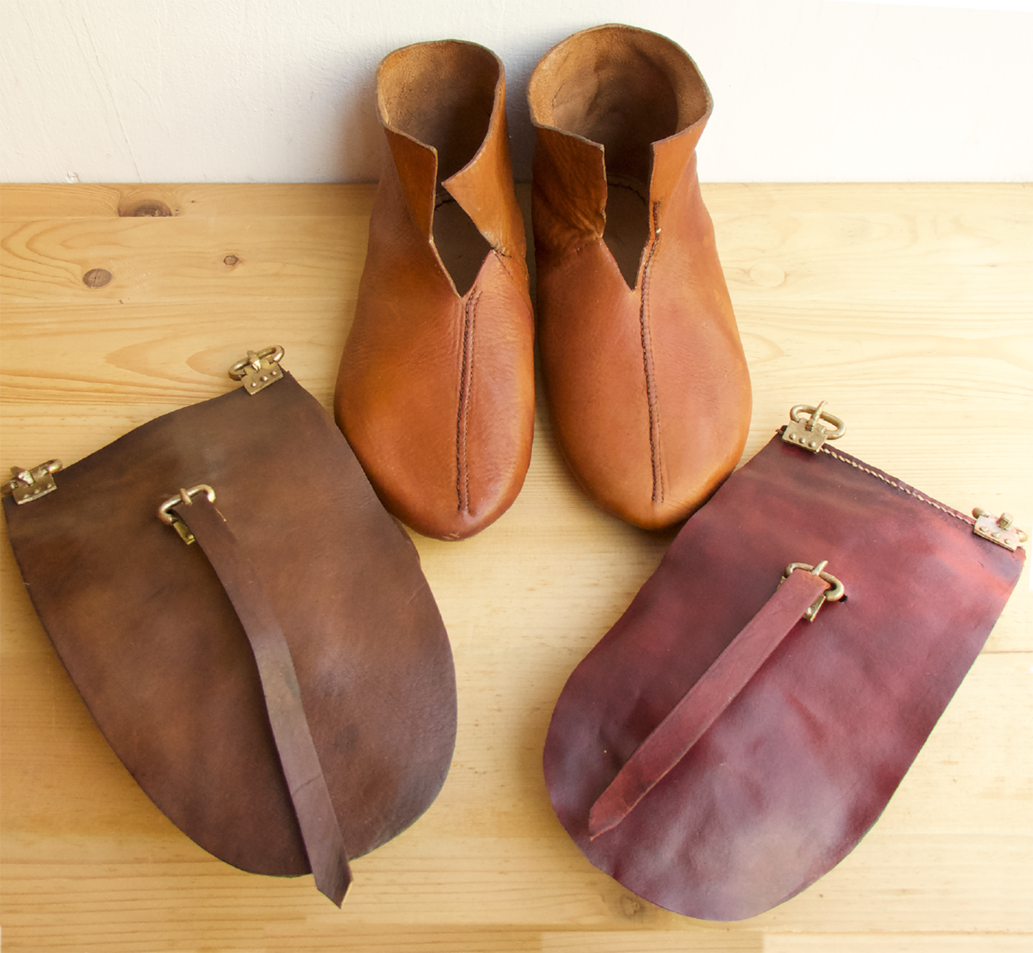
[172,494,352,905]
[588,568,830,839]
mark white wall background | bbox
[1,0,1031,184]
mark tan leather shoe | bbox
[528,24,751,530]
[336,40,534,541]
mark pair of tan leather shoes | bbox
[335,24,752,540]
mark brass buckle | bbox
[783,401,846,453]
[782,560,846,621]
[158,484,216,545]
[1,460,63,504]
[228,346,284,395]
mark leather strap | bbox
[588,568,830,839]
[172,494,352,905]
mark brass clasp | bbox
[1,460,63,504]
[158,484,216,544]
[782,560,846,621]
[228,345,284,395]
[783,401,846,452]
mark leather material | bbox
[543,430,1025,920]
[587,567,829,840]
[528,24,751,530]
[172,494,352,906]
[336,40,534,541]
[3,371,457,891]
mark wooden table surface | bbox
[1,183,1030,952]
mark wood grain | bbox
[1,183,1030,952]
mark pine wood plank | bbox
[0,183,379,220]
[1,183,1030,952]
[762,936,1033,953]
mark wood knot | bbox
[606,887,658,923]
[620,894,645,918]
[749,262,786,288]
[119,199,174,217]
[223,254,240,266]
[83,268,112,288]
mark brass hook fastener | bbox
[1,460,64,504]
[228,345,284,395]
[783,401,846,453]
[972,508,1028,553]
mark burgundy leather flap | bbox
[543,431,1025,921]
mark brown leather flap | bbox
[3,370,457,879]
